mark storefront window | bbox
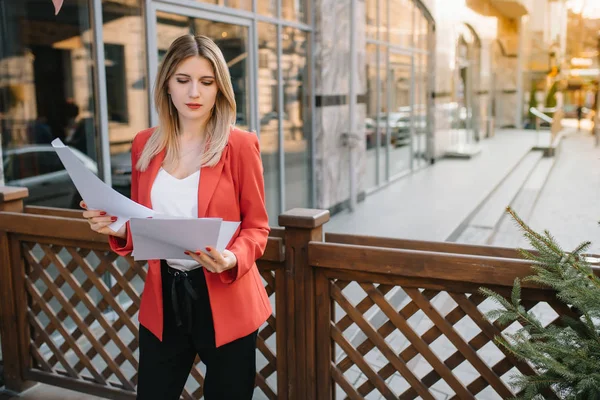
[258,22,281,223]
[0,0,98,208]
[366,0,378,40]
[365,44,380,189]
[390,0,413,47]
[282,0,306,23]
[364,0,431,187]
[282,27,310,209]
[257,0,277,18]
[102,0,149,198]
[226,0,252,11]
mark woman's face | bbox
[167,55,219,127]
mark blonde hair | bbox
[137,34,236,171]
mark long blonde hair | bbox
[137,34,236,171]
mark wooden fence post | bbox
[279,208,330,400]
[0,186,30,392]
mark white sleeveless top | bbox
[150,167,201,271]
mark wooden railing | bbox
[1,187,597,399]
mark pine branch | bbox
[480,208,600,399]
[506,207,600,290]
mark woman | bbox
[81,34,271,399]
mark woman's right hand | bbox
[80,201,127,239]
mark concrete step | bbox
[488,157,556,248]
[470,151,543,228]
[453,150,544,245]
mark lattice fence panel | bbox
[23,241,280,399]
[326,279,565,400]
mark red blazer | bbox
[109,127,272,347]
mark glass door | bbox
[148,3,254,131]
[387,50,413,178]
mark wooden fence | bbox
[0,186,595,399]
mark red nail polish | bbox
[111,216,117,221]
[184,251,190,255]
[100,212,107,216]
[81,202,87,208]
[205,247,212,252]
[196,251,202,255]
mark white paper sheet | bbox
[52,138,155,230]
[129,218,240,261]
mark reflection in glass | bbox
[413,53,427,168]
[416,8,428,51]
[0,0,97,208]
[390,0,413,47]
[388,52,412,177]
[155,13,250,131]
[226,0,252,11]
[365,44,380,190]
[379,0,389,42]
[379,46,389,182]
[282,27,311,210]
[282,0,306,23]
[102,0,149,198]
[257,22,280,223]
[366,0,378,40]
[257,0,277,17]
[194,0,219,5]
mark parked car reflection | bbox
[3,146,133,208]
[3,145,97,208]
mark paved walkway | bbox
[525,131,600,254]
[326,129,550,242]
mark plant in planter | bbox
[481,208,600,399]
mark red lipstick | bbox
[186,103,201,110]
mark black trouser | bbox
[136,261,258,400]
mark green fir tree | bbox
[480,207,600,399]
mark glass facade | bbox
[0,0,99,207]
[364,0,432,189]
[0,0,312,225]
[0,0,435,218]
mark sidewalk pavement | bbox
[326,129,550,242]
[525,131,600,254]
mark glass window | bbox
[258,22,281,223]
[9,152,39,180]
[194,0,220,6]
[416,9,429,51]
[282,27,311,209]
[366,0,378,40]
[101,0,149,198]
[413,53,427,167]
[379,0,389,42]
[225,0,252,10]
[38,151,66,174]
[257,0,277,18]
[0,0,98,208]
[282,0,306,23]
[365,44,380,190]
[379,46,389,181]
[388,52,412,177]
[390,0,413,47]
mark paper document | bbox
[130,218,240,261]
[52,138,155,230]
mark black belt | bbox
[167,267,200,334]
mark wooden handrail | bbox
[310,241,600,288]
[326,232,527,259]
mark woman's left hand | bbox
[184,247,237,273]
